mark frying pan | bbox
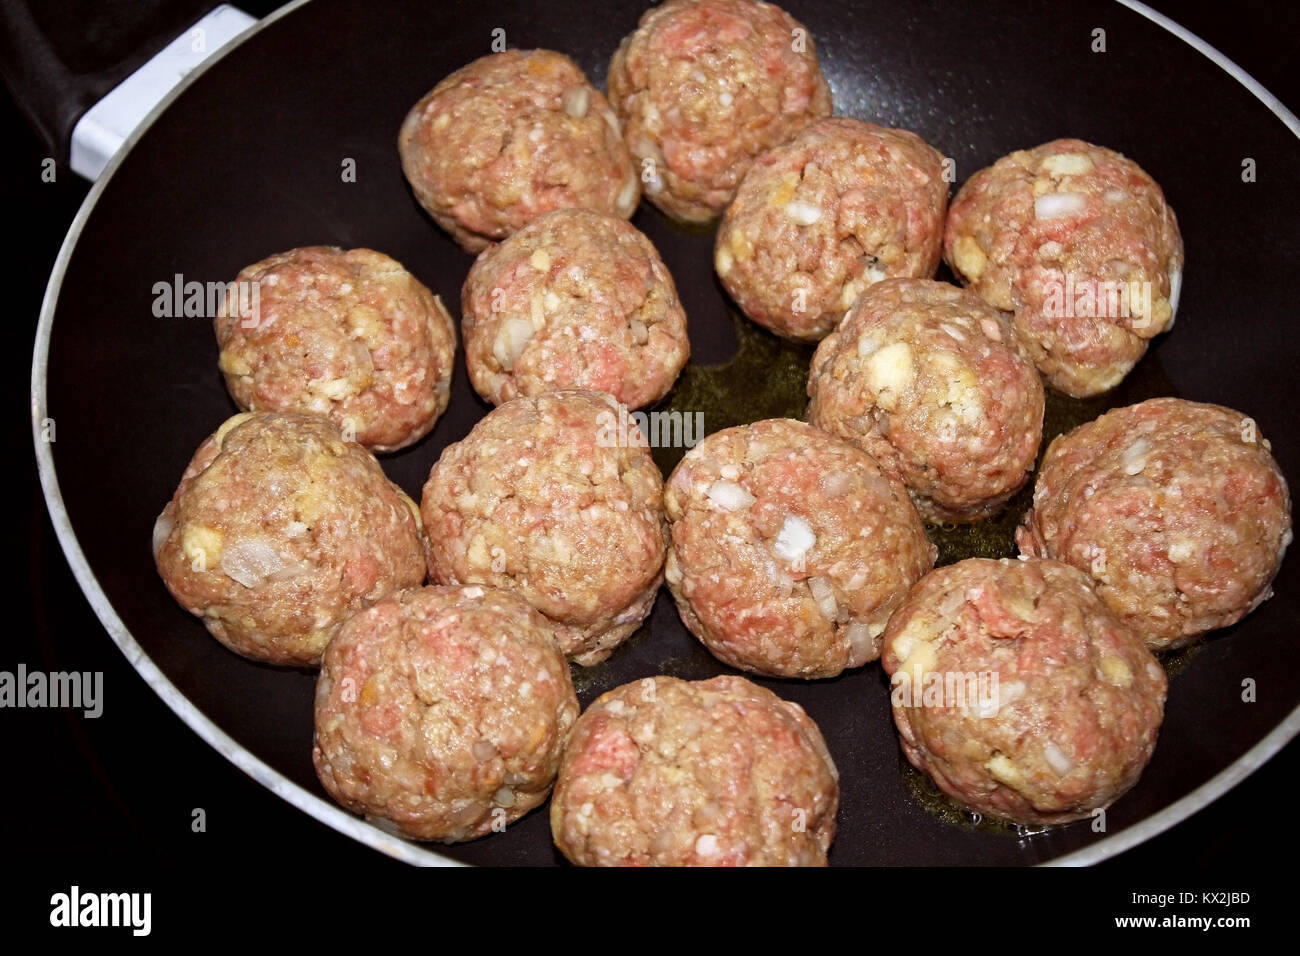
[31,0,1300,865]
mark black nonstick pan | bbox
[31,0,1300,865]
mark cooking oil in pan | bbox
[652,308,814,475]
[899,755,1054,839]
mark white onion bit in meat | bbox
[1122,438,1150,475]
[220,537,284,588]
[1040,152,1095,176]
[616,176,639,216]
[493,317,535,371]
[1034,192,1087,220]
[807,576,839,621]
[705,480,754,511]
[1043,741,1076,775]
[561,86,590,119]
[785,200,823,225]
[979,317,1003,341]
[765,559,795,599]
[845,621,874,665]
[774,515,816,563]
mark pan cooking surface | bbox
[36,0,1300,864]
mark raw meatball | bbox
[1017,398,1292,650]
[608,0,832,222]
[807,279,1044,523]
[461,209,689,408]
[214,246,456,453]
[881,557,1167,825]
[551,675,838,866]
[664,418,935,678]
[152,413,429,665]
[420,390,666,665]
[313,585,579,842]
[399,49,639,253]
[944,139,1184,397]
[716,118,948,341]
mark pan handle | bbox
[0,1,255,180]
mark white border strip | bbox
[30,0,1300,868]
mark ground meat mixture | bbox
[551,674,838,865]
[881,557,1167,825]
[399,49,639,253]
[153,412,429,665]
[807,278,1044,523]
[461,209,688,408]
[215,246,456,453]
[716,118,948,340]
[313,585,579,842]
[944,139,1184,397]
[420,390,666,665]
[607,0,832,222]
[1017,398,1292,650]
[663,418,935,678]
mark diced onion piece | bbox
[561,86,589,118]
[845,621,875,666]
[705,480,754,511]
[220,537,285,588]
[775,515,816,563]
[864,341,914,409]
[1040,152,1094,176]
[807,575,838,621]
[785,200,823,225]
[1122,438,1150,475]
[616,176,639,216]
[1043,741,1076,776]
[493,317,535,371]
[715,246,734,276]
[1034,192,1087,220]
[985,754,1024,786]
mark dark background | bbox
[3,0,1296,901]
